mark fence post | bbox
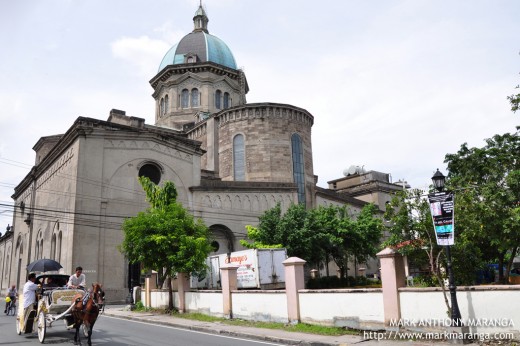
[283,257,306,324]
[177,272,190,313]
[220,266,238,319]
[376,247,406,329]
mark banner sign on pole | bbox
[427,191,454,246]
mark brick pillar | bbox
[220,266,238,319]
[376,247,406,329]
[144,273,157,308]
[177,272,190,313]
[283,257,306,324]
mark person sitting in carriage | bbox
[43,277,59,289]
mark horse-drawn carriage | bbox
[16,269,104,345]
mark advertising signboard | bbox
[428,191,455,246]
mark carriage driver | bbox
[67,266,86,289]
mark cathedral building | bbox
[0,5,396,301]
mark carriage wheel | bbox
[37,311,46,343]
[16,316,22,335]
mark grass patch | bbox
[172,312,224,323]
[170,311,357,336]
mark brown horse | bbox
[71,283,105,346]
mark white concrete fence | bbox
[140,249,520,338]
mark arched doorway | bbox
[208,225,235,256]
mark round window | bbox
[211,241,220,252]
[138,164,161,184]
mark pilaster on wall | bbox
[376,247,406,329]
[220,266,238,319]
[283,257,306,323]
[144,273,157,308]
[177,272,190,313]
[205,117,218,172]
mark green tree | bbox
[120,177,212,311]
[304,205,343,275]
[383,189,453,312]
[508,72,519,113]
[241,203,316,262]
[241,203,383,278]
[445,132,520,283]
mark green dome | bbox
[157,5,237,72]
[158,31,237,72]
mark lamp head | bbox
[431,169,446,192]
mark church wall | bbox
[154,70,241,131]
[216,105,314,186]
[6,139,80,291]
[192,189,297,253]
[11,190,33,289]
[67,130,203,302]
[34,142,79,275]
[0,235,13,292]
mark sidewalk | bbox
[102,305,452,346]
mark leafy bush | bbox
[133,301,145,311]
[412,274,437,287]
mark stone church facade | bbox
[0,5,398,302]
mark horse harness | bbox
[75,286,105,314]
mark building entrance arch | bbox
[208,225,234,256]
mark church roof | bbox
[157,5,237,72]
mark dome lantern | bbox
[193,3,209,33]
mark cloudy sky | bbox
[0,0,518,226]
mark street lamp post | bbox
[431,169,462,326]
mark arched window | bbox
[223,92,230,109]
[164,95,169,115]
[191,88,199,107]
[51,234,56,260]
[215,90,222,109]
[181,89,189,108]
[291,133,305,205]
[35,230,42,260]
[160,98,164,116]
[233,134,245,181]
[57,232,62,263]
[4,255,9,279]
[139,163,162,185]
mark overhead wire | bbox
[0,155,293,237]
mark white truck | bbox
[190,248,287,290]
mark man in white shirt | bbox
[22,273,38,321]
[67,266,86,289]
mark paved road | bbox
[0,302,283,346]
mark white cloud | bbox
[111,36,171,77]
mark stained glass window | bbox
[291,133,305,205]
[233,134,245,181]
